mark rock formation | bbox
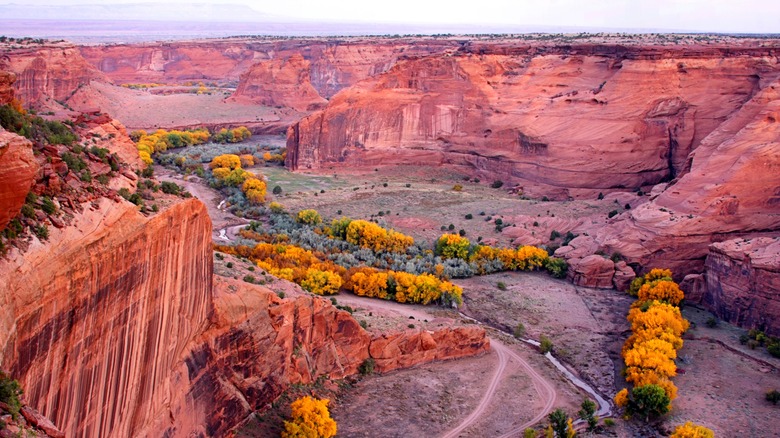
[286,45,775,199]
[4,45,107,107]
[231,54,327,111]
[0,72,39,231]
[589,75,780,276]
[700,237,780,336]
[0,130,37,231]
[79,38,460,97]
[0,198,213,437]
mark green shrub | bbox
[544,257,568,279]
[514,322,526,339]
[359,358,375,375]
[21,203,35,218]
[539,335,553,354]
[0,371,23,420]
[491,180,504,188]
[34,224,49,240]
[273,185,282,195]
[550,230,561,240]
[497,281,507,291]
[766,389,780,405]
[608,209,619,218]
[160,181,182,195]
[41,196,56,214]
[465,213,473,220]
[243,275,255,284]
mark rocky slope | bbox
[287,44,776,199]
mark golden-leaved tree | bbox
[281,396,337,438]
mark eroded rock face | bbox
[79,39,460,97]
[287,46,772,198]
[171,277,490,437]
[0,198,213,437]
[701,237,780,336]
[231,54,326,111]
[591,77,780,276]
[0,130,38,231]
[5,46,107,107]
[0,71,16,104]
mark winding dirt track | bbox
[337,293,559,438]
[441,340,558,438]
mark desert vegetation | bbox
[615,269,689,421]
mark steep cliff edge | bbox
[701,237,780,336]
[0,130,38,231]
[286,46,775,199]
[0,197,213,437]
[4,45,108,108]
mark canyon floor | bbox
[176,154,780,437]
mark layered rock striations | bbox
[700,237,780,335]
[287,45,775,198]
[0,198,213,437]
[231,54,327,111]
[589,76,780,276]
[79,38,460,97]
[4,45,108,107]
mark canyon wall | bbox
[287,45,776,198]
[0,198,213,437]
[78,38,460,97]
[3,45,107,107]
[700,237,780,336]
[588,74,780,275]
[231,53,327,111]
[1,192,488,436]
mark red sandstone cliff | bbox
[0,72,39,232]
[231,54,327,111]
[4,45,108,108]
[585,75,780,276]
[699,238,780,336]
[0,130,37,232]
[78,38,460,96]
[286,46,775,198]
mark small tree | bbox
[547,409,575,437]
[578,398,598,431]
[297,209,322,225]
[282,396,337,438]
[766,389,780,405]
[670,422,715,438]
[628,384,670,421]
[539,335,553,354]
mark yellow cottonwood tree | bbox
[282,396,337,438]
[670,422,715,438]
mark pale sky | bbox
[4,0,779,33]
